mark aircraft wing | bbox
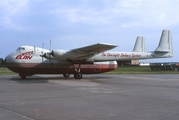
[68,43,117,55]
[59,43,117,62]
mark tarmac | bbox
[0,74,179,120]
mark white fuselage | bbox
[5,45,172,77]
[5,46,118,76]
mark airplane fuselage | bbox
[5,46,169,78]
[5,47,118,77]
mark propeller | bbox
[47,50,54,56]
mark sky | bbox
[0,0,179,62]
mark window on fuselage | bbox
[16,47,25,51]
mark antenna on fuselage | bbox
[49,40,52,64]
[34,46,36,54]
[42,43,44,62]
[50,40,52,51]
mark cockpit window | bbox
[16,47,25,51]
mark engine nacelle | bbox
[43,53,52,59]
[51,50,69,58]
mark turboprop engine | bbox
[51,50,69,58]
[40,53,53,59]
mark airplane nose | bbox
[5,53,20,73]
[5,53,16,65]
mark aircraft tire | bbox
[20,75,26,79]
[63,73,70,78]
[74,73,82,79]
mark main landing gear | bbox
[74,72,82,79]
[19,74,27,79]
[63,72,82,79]
[21,75,26,79]
[73,64,82,79]
[62,64,83,79]
[63,73,70,78]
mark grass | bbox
[107,66,179,74]
[0,66,179,75]
[0,68,17,75]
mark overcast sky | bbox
[0,0,179,62]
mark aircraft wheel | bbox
[74,73,82,79]
[20,75,26,79]
[63,73,70,78]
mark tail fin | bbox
[155,30,173,57]
[132,36,146,52]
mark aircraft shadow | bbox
[9,74,112,84]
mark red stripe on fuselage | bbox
[6,63,117,75]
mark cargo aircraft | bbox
[1,30,173,79]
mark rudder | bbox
[155,30,173,57]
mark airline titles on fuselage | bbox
[101,52,141,58]
[15,51,33,60]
